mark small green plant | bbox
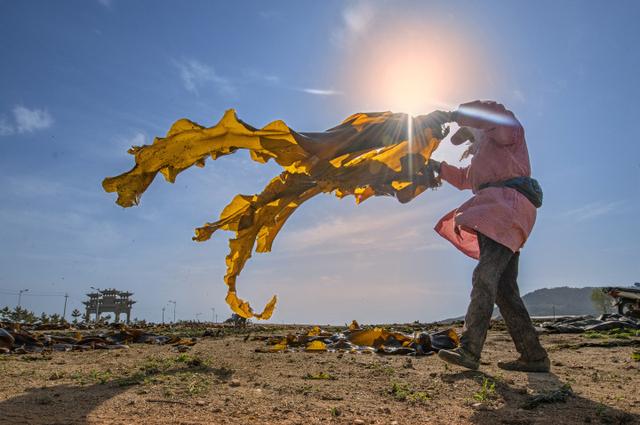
[116,371,147,387]
[89,369,113,384]
[631,351,640,361]
[303,371,336,380]
[388,382,429,404]
[330,407,341,417]
[48,371,65,380]
[365,362,395,376]
[184,372,210,396]
[473,377,496,402]
[175,354,207,368]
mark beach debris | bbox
[255,322,458,356]
[521,384,573,410]
[103,109,447,319]
[539,314,639,334]
[0,325,198,354]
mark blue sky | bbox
[1,0,638,324]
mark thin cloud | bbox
[258,10,282,20]
[299,88,343,96]
[174,59,235,96]
[97,0,112,7]
[108,131,147,157]
[242,69,280,85]
[0,105,54,136]
[279,201,451,256]
[0,117,13,136]
[331,1,376,47]
[563,200,626,222]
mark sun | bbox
[338,25,485,117]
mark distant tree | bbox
[591,288,612,314]
[71,309,82,324]
[49,313,62,324]
[224,313,248,327]
[0,306,10,321]
[8,307,37,323]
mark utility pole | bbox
[17,289,29,308]
[168,300,176,323]
[211,307,215,323]
[62,293,68,321]
[161,306,166,324]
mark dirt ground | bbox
[0,325,638,425]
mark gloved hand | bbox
[415,110,453,129]
[415,111,453,140]
[426,159,441,174]
[415,159,442,188]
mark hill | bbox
[520,286,604,316]
[440,286,611,323]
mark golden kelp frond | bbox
[104,109,446,319]
[103,110,308,207]
[347,328,412,347]
[253,322,459,356]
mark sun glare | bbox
[339,25,486,117]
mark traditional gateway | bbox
[83,288,136,324]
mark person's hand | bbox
[414,159,442,188]
[426,159,441,174]
[415,111,453,139]
[416,110,453,128]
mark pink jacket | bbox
[434,101,536,259]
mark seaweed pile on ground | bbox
[254,321,459,355]
[0,324,197,354]
[539,313,639,334]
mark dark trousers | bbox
[460,233,548,361]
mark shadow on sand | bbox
[0,365,220,425]
[443,370,638,424]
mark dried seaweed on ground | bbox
[254,322,458,356]
[521,385,574,410]
[104,110,447,319]
[539,314,639,334]
[0,325,197,354]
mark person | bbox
[417,100,550,373]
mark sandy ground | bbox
[0,325,638,425]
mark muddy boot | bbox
[437,347,479,370]
[497,356,550,373]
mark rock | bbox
[229,379,241,387]
[353,420,365,425]
[196,400,206,406]
[0,328,14,350]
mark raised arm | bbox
[439,162,472,191]
[453,100,523,146]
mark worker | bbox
[417,101,550,372]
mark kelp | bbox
[255,322,459,356]
[0,325,197,354]
[103,110,447,319]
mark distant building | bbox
[83,288,135,323]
